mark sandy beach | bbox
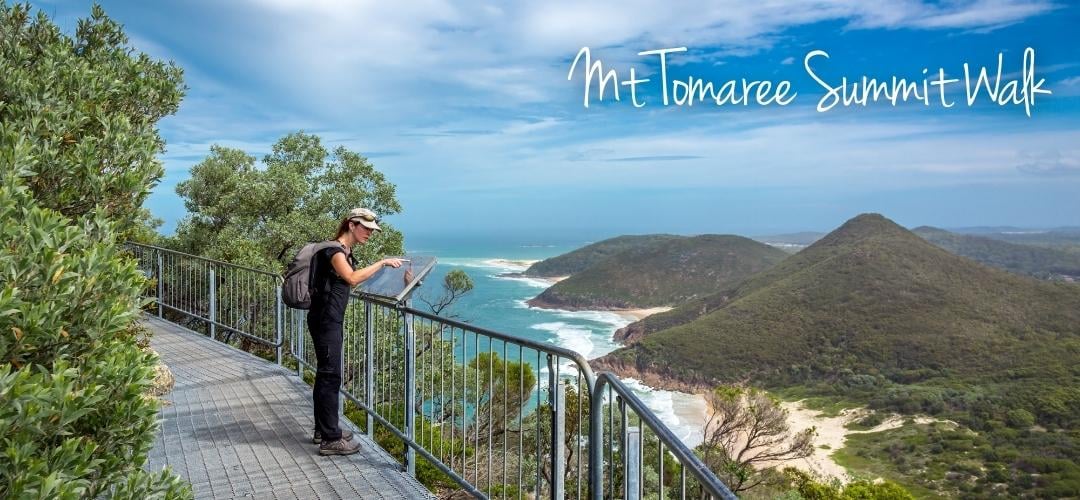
[773,403,864,481]
[614,306,673,321]
[698,399,868,482]
[483,258,539,270]
[670,392,709,447]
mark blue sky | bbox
[33,0,1080,239]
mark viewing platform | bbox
[143,316,432,499]
[128,242,735,500]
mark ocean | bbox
[405,234,708,447]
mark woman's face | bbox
[352,222,374,243]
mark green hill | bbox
[521,234,682,277]
[914,226,1080,279]
[951,226,1080,246]
[592,215,1080,496]
[526,235,788,310]
[614,222,1080,344]
[597,213,1080,412]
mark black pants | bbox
[308,317,343,441]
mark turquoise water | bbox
[403,235,707,446]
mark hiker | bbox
[308,208,402,456]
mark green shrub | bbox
[0,169,188,497]
[0,2,187,497]
[783,468,915,499]
[1005,408,1035,429]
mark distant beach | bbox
[615,306,673,321]
[483,258,570,286]
[482,258,539,269]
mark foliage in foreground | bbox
[0,2,182,241]
[0,2,188,497]
[0,168,189,497]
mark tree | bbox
[421,269,475,317]
[171,133,404,271]
[0,2,188,497]
[535,381,592,494]
[468,352,536,444]
[698,386,816,493]
[0,3,184,237]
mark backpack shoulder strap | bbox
[316,240,352,280]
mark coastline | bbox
[527,298,673,322]
[501,259,868,463]
[534,275,569,285]
[482,258,541,271]
[496,269,569,285]
[614,306,673,321]
[517,286,709,447]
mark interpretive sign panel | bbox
[356,255,437,303]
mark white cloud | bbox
[353,105,1080,198]
[91,0,1068,229]
[203,0,1059,123]
[1015,150,1080,176]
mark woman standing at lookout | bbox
[308,207,402,456]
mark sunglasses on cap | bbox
[350,213,380,223]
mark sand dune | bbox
[771,401,957,482]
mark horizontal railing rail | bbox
[126,242,734,499]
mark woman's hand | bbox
[334,254,403,286]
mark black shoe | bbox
[319,436,361,456]
[312,429,354,444]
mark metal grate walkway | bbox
[143,316,433,499]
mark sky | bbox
[32,0,1080,240]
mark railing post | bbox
[626,426,641,500]
[295,312,304,378]
[621,396,629,499]
[365,299,374,438]
[590,381,605,500]
[208,267,216,341]
[275,282,282,365]
[403,303,417,477]
[548,355,565,500]
[156,252,164,317]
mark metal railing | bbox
[127,242,735,499]
[127,243,285,363]
[592,375,735,500]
